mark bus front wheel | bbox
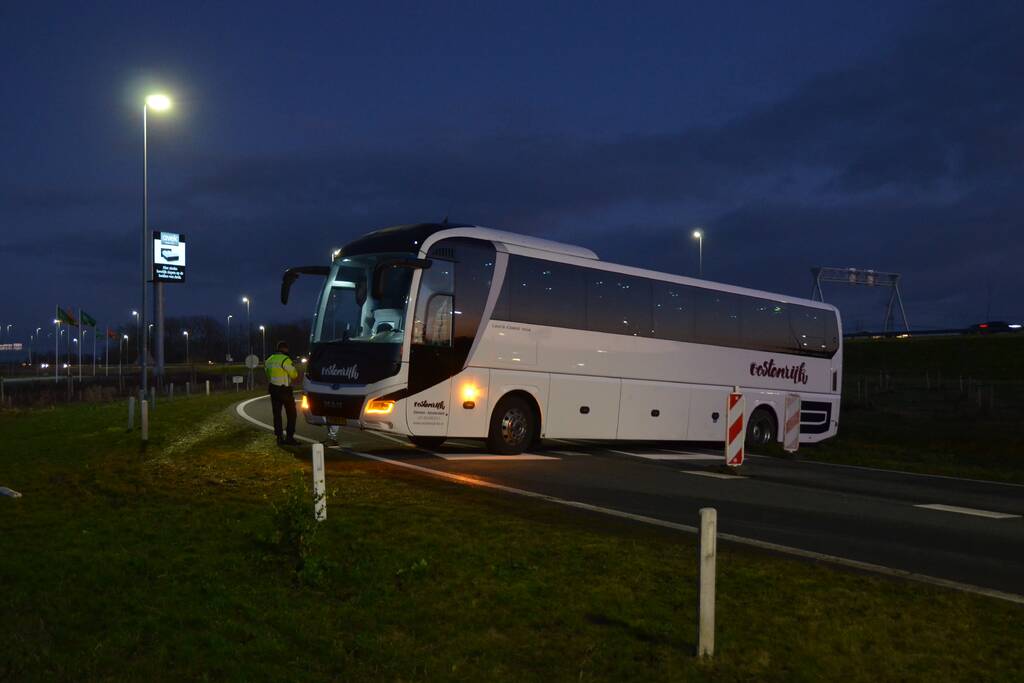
[487,396,537,454]
[746,407,777,447]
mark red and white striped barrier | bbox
[783,393,801,453]
[725,388,745,467]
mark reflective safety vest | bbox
[265,352,298,386]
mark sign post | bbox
[697,507,717,657]
[783,393,801,453]
[725,388,745,468]
[153,231,187,386]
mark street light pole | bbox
[141,93,171,397]
[242,297,251,358]
[53,319,60,382]
[226,314,233,362]
[259,325,266,361]
[692,229,704,278]
[183,330,190,365]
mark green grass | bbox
[788,335,1024,482]
[2,394,1022,681]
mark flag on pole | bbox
[81,311,97,327]
[56,307,78,327]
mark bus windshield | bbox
[313,253,414,345]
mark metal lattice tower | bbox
[810,267,910,334]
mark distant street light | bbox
[182,330,190,365]
[141,92,173,397]
[241,296,252,357]
[226,314,233,362]
[692,229,704,278]
[259,325,266,361]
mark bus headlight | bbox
[365,400,395,415]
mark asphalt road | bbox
[238,395,1024,601]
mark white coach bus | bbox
[282,223,841,453]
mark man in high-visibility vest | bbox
[265,341,299,444]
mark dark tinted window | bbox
[742,298,795,352]
[790,305,828,354]
[695,289,740,346]
[652,282,696,342]
[586,272,652,336]
[428,238,496,347]
[497,256,586,329]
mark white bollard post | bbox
[141,399,149,442]
[128,396,135,430]
[697,507,717,657]
[205,380,210,396]
[312,443,327,521]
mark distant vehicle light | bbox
[300,357,308,364]
[365,400,394,415]
[1010,324,1022,329]
[979,323,989,328]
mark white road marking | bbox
[609,449,720,461]
[684,471,748,480]
[914,504,1021,520]
[550,450,590,456]
[236,396,1024,605]
[433,453,559,461]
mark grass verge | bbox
[1,394,1022,681]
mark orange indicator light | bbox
[365,400,395,415]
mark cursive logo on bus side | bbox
[320,363,360,381]
[749,359,808,385]
[414,400,446,411]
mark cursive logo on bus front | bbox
[320,363,360,381]
[749,359,808,385]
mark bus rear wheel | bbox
[746,408,777,447]
[409,435,446,450]
[487,395,537,454]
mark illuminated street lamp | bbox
[258,325,266,361]
[692,229,704,277]
[131,310,140,363]
[241,296,252,357]
[226,314,233,362]
[182,330,190,365]
[141,92,172,396]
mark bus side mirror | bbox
[281,266,330,304]
[372,258,432,300]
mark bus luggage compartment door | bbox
[546,374,620,439]
[617,380,691,440]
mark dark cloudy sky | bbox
[1,0,1021,339]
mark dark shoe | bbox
[282,437,300,446]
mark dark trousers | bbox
[269,385,296,439]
